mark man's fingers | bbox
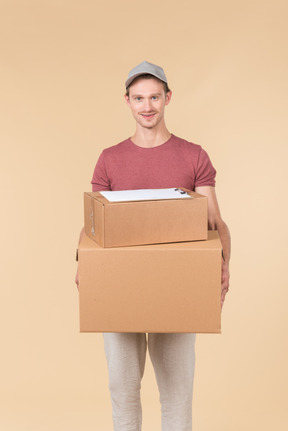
[75,272,79,288]
[221,284,229,306]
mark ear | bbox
[165,90,172,106]
[124,94,131,106]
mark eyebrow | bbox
[132,93,162,98]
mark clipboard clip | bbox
[174,188,188,195]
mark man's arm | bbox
[195,186,231,308]
[76,153,111,289]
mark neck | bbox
[131,124,171,148]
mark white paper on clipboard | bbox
[99,188,192,202]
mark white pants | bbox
[103,333,196,431]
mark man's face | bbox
[125,77,172,130]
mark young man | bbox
[77,61,230,431]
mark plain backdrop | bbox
[0,1,287,430]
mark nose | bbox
[143,98,153,111]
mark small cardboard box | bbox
[78,230,222,333]
[84,189,208,247]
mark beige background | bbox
[1,0,287,430]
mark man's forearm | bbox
[75,227,85,287]
[78,227,85,245]
[213,220,231,264]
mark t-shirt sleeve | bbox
[194,148,216,187]
[91,151,111,192]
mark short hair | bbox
[125,74,171,97]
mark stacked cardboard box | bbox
[84,189,208,247]
[78,189,222,333]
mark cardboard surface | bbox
[84,189,208,247]
[78,231,222,333]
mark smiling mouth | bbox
[141,113,156,118]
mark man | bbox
[76,61,230,431]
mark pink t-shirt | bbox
[91,134,216,192]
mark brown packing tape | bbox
[90,196,95,236]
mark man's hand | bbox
[194,186,231,310]
[75,268,79,289]
[221,258,230,308]
[75,228,85,290]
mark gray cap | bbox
[125,61,168,89]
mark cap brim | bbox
[125,73,167,89]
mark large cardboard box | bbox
[78,230,222,333]
[84,189,208,247]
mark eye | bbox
[135,97,142,102]
[152,96,158,100]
